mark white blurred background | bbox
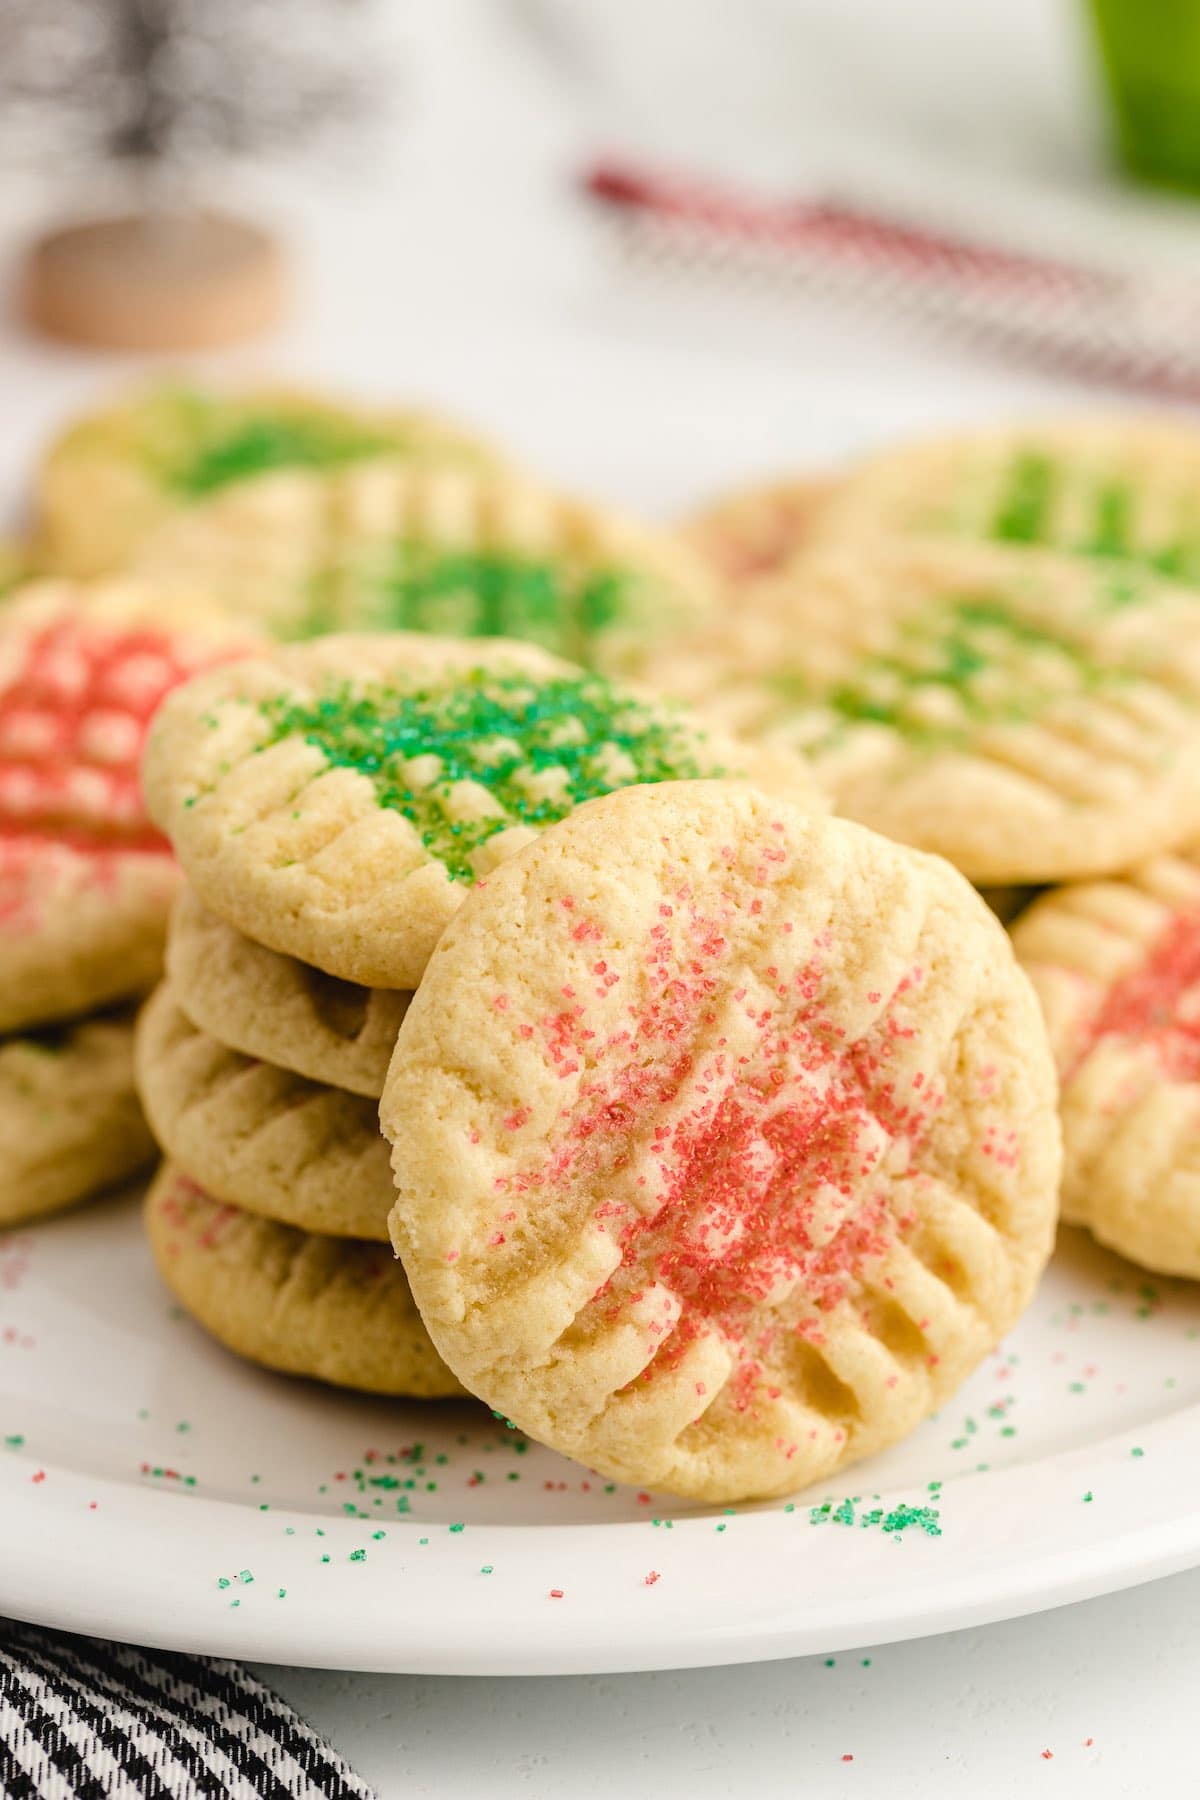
[3,0,1199,518]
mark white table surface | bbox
[3,3,1199,1793]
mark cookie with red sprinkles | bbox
[382,781,1060,1503]
[682,474,836,584]
[1012,855,1200,1276]
[0,581,257,1032]
[145,1164,465,1397]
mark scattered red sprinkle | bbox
[549,1588,564,1599]
[644,1570,661,1586]
[31,1470,44,1484]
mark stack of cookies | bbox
[136,629,815,1402]
[130,623,1065,1505]
[0,582,253,1230]
[679,417,1200,1283]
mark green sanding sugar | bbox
[808,1496,942,1537]
[260,669,726,883]
[991,452,1057,544]
[771,590,1126,751]
[167,413,393,497]
[983,451,1200,581]
[364,547,634,661]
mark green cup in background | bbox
[1090,0,1200,192]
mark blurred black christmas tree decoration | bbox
[0,0,391,349]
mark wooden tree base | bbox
[23,210,286,351]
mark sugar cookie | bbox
[144,632,825,989]
[145,1165,464,1397]
[135,983,391,1241]
[683,475,835,582]
[1012,856,1200,1276]
[166,886,409,1098]
[817,417,1200,583]
[652,538,1200,885]
[383,781,1060,1504]
[0,583,255,1031]
[132,460,715,674]
[0,1008,155,1226]
[35,381,494,578]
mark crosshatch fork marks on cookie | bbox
[491,855,948,1416]
[255,670,730,883]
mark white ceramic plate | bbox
[2,1190,1199,1675]
[4,334,1199,1676]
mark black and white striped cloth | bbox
[0,1622,375,1800]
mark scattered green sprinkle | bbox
[810,1497,942,1538]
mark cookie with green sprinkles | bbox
[166,884,410,1098]
[815,416,1200,584]
[33,380,497,580]
[651,537,1200,884]
[145,1164,465,1398]
[131,460,716,672]
[142,632,825,989]
[135,982,393,1241]
[0,1006,156,1227]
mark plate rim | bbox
[2,1402,1197,1675]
